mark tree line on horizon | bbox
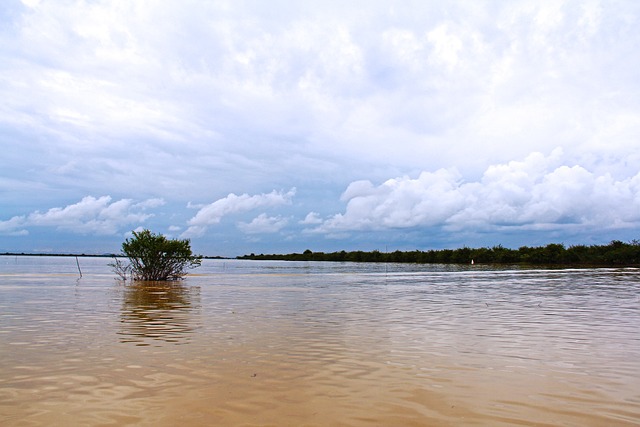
[237,240,640,266]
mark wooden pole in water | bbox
[75,256,82,278]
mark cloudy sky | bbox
[1,0,639,256]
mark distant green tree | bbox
[451,247,472,263]
[111,229,202,281]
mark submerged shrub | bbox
[111,229,202,281]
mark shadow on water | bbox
[118,280,200,346]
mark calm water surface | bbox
[1,256,639,426]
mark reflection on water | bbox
[119,281,200,346]
[0,257,639,426]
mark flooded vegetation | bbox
[1,256,639,426]
[239,240,640,265]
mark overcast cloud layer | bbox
[1,0,639,255]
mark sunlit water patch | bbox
[1,256,639,426]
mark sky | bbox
[1,0,639,256]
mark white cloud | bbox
[238,213,288,234]
[187,202,206,209]
[0,196,162,236]
[0,216,29,236]
[312,150,640,235]
[299,212,323,225]
[20,0,40,9]
[316,168,465,232]
[134,198,166,209]
[427,24,463,69]
[183,188,296,237]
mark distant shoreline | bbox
[237,240,640,267]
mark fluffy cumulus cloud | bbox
[238,213,289,234]
[0,196,164,236]
[299,212,323,225]
[183,189,295,237]
[312,150,640,236]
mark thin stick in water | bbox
[75,256,82,278]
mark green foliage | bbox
[238,240,640,266]
[111,229,202,281]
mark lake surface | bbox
[1,256,639,426]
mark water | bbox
[1,256,639,426]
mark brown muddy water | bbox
[1,256,639,426]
